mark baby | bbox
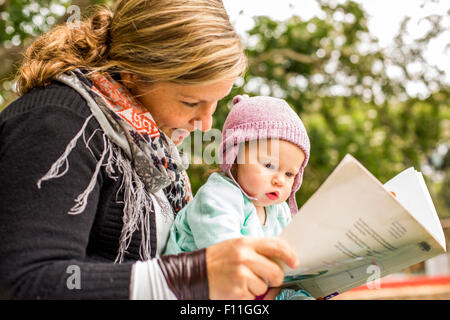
[164,95,313,300]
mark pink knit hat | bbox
[219,95,310,215]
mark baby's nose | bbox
[272,173,285,186]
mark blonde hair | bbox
[16,0,247,95]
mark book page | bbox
[279,154,445,280]
[285,234,442,299]
[384,168,446,249]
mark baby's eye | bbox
[264,162,275,170]
[286,172,295,178]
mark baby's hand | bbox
[275,288,315,300]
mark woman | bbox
[0,0,298,299]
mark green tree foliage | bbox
[0,0,449,217]
[187,0,450,217]
[0,0,107,104]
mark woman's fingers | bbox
[238,237,298,288]
[206,239,265,299]
[228,238,283,287]
[206,236,299,300]
[244,269,269,297]
[253,237,299,269]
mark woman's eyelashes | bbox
[181,101,200,107]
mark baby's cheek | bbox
[251,171,269,192]
[281,181,295,199]
[283,189,291,201]
[286,180,294,198]
[247,174,266,191]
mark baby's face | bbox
[235,139,306,208]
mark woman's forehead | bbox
[174,78,236,101]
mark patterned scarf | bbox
[37,69,192,262]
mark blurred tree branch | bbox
[248,48,318,73]
[0,0,95,82]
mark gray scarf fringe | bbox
[36,114,162,263]
[36,71,182,263]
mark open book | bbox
[279,154,447,300]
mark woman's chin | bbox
[172,137,184,146]
[170,128,191,146]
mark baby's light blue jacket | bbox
[164,172,292,255]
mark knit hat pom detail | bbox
[232,94,249,105]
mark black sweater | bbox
[0,82,151,299]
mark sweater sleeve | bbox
[0,91,133,299]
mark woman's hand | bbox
[206,237,299,299]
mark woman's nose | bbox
[191,102,216,132]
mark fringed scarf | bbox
[37,69,192,263]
